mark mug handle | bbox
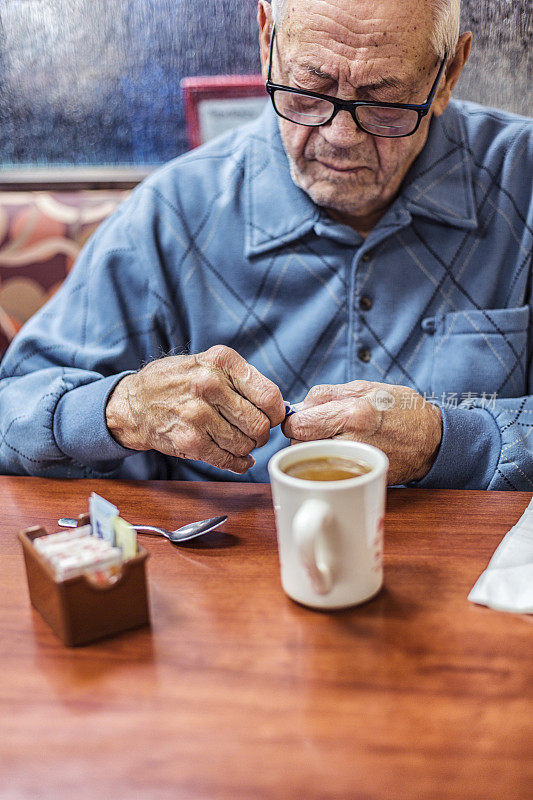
[292,499,335,595]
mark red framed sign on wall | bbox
[181,75,268,149]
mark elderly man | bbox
[0,0,531,488]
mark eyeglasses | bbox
[266,25,447,139]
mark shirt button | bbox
[362,252,372,262]
[359,295,373,311]
[357,347,371,363]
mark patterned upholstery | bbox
[0,190,129,355]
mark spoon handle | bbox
[58,518,78,528]
[132,525,169,538]
[58,518,169,538]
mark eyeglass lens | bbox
[272,89,420,137]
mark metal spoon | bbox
[58,515,228,543]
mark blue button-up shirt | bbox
[0,100,532,488]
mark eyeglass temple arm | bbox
[267,24,277,83]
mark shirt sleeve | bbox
[412,394,533,491]
[0,186,185,478]
[413,295,533,490]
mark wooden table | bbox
[1,478,532,799]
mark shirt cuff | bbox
[53,372,136,469]
[409,403,502,490]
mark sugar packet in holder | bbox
[113,517,138,560]
[36,527,123,583]
[18,496,149,645]
[89,492,119,543]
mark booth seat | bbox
[0,190,129,356]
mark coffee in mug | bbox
[282,455,372,482]
[268,440,388,610]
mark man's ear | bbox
[432,31,472,117]
[258,0,273,80]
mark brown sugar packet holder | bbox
[18,512,150,646]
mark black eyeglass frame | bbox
[266,25,448,139]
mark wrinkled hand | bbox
[282,381,443,485]
[106,345,285,473]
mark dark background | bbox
[0,0,530,167]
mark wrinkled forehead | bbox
[278,0,437,80]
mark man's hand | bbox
[282,381,443,485]
[106,345,285,474]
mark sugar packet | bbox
[89,492,119,544]
[34,528,123,581]
[34,525,92,554]
[113,517,137,560]
[53,546,123,581]
[283,400,304,417]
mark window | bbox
[0,0,530,187]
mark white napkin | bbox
[468,495,533,613]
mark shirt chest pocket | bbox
[426,306,530,399]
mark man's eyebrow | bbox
[297,63,414,94]
[299,64,334,80]
[363,76,414,93]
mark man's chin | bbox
[288,157,383,215]
[301,179,382,217]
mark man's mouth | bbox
[316,160,366,173]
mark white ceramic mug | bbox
[268,440,389,610]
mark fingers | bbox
[283,399,347,440]
[206,412,256,457]
[283,380,381,441]
[189,357,276,446]
[202,437,255,474]
[300,380,375,409]
[283,397,378,441]
[216,396,272,447]
[115,346,287,473]
[204,345,285,427]
[163,424,255,474]
[179,402,257,466]
[300,384,345,409]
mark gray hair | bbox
[270,0,460,59]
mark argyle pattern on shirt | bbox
[0,100,531,488]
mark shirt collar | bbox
[244,100,477,258]
[244,106,319,258]
[400,100,478,231]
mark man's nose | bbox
[320,109,366,148]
